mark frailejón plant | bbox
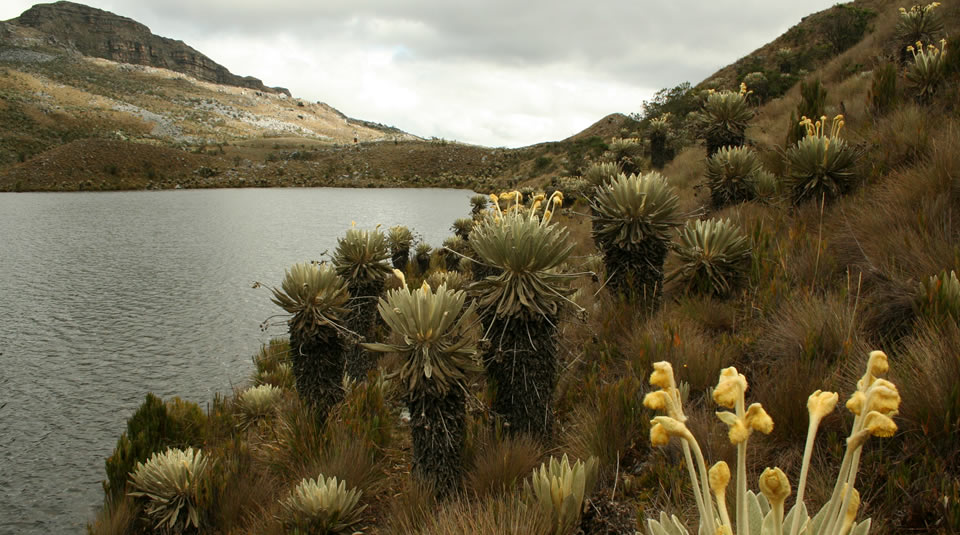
[128,447,210,534]
[387,225,414,271]
[280,474,366,534]
[271,262,350,414]
[590,172,682,306]
[470,191,576,437]
[906,39,948,103]
[364,274,478,495]
[667,218,752,297]
[333,226,392,380]
[697,84,754,157]
[236,384,283,430]
[705,145,765,208]
[785,115,860,204]
[523,454,599,535]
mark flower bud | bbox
[650,422,670,447]
[864,411,897,437]
[758,467,791,508]
[650,362,675,390]
[651,416,693,442]
[808,390,840,422]
[713,367,747,408]
[867,350,889,377]
[643,390,670,411]
[745,403,774,434]
[709,461,731,497]
[846,391,865,416]
[728,420,750,444]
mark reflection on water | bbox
[0,187,473,533]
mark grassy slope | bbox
[90,1,960,534]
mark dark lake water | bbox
[0,187,475,533]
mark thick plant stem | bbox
[688,436,716,533]
[681,440,709,531]
[738,440,748,535]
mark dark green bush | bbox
[103,393,207,499]
[869,62,899,115]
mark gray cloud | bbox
[3,0,840,146]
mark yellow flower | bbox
[745,403,774,434]
[650,422,670,446]
[643,390,670,411]
[864,411,897,437]
[808,390,840,421]
[758,467,791,508]
[713,367,747,408]
[846,391,865,416]
[650,361,675,389]
[709,461,731,496]
[866,381,901,416]
[489,193,499,203]
[867,350,890,377]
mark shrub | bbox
[648,114,672,169]
[906,39,949,103]
[821,4,874,54]
[103,394,206,500]
[696,85,753,157]
[667,218,752,297]
[569,376,646,471]
[704,145,765,208]
[785,115,860,204]
[279,475,366,535]
[787,79,827,147]
[643,352,899,535]
[128,447,210,534]
[523,454,599,535]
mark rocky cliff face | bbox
[12,1,290,96]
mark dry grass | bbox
[465,434,544,498]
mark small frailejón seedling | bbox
[280,474,366,534]
[236,383,283,430]
[591,172,682,307]
[363,275,478,495]
[667,218,752,298]
[470,191,577,438]
[697,84,754,157]
[917,269,960,322]
[643,351,900,535]
[906,39,948,103]
[785,115,860,204]
[523,454,599,535]
[128,447,210,534]
[270,262,350,415]
[333,226,393,380]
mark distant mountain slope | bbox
[11,1,289,96]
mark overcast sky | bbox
[3,1,840,147]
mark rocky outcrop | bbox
[12,1,290,96]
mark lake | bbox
[0,187,475,533]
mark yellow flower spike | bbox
[489,193,498,203]
[651,416,694,442]
[866,383,901,416]
[643,390,670,411]
[650,422,670,446]
[808,390,840,422]
[745,403,774,434]
[351,220,356,227]
[863,410,897,437]
[846,391,865,416]
[758,467,791,508]
[709,461,731,496]
[650,361,676,390]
